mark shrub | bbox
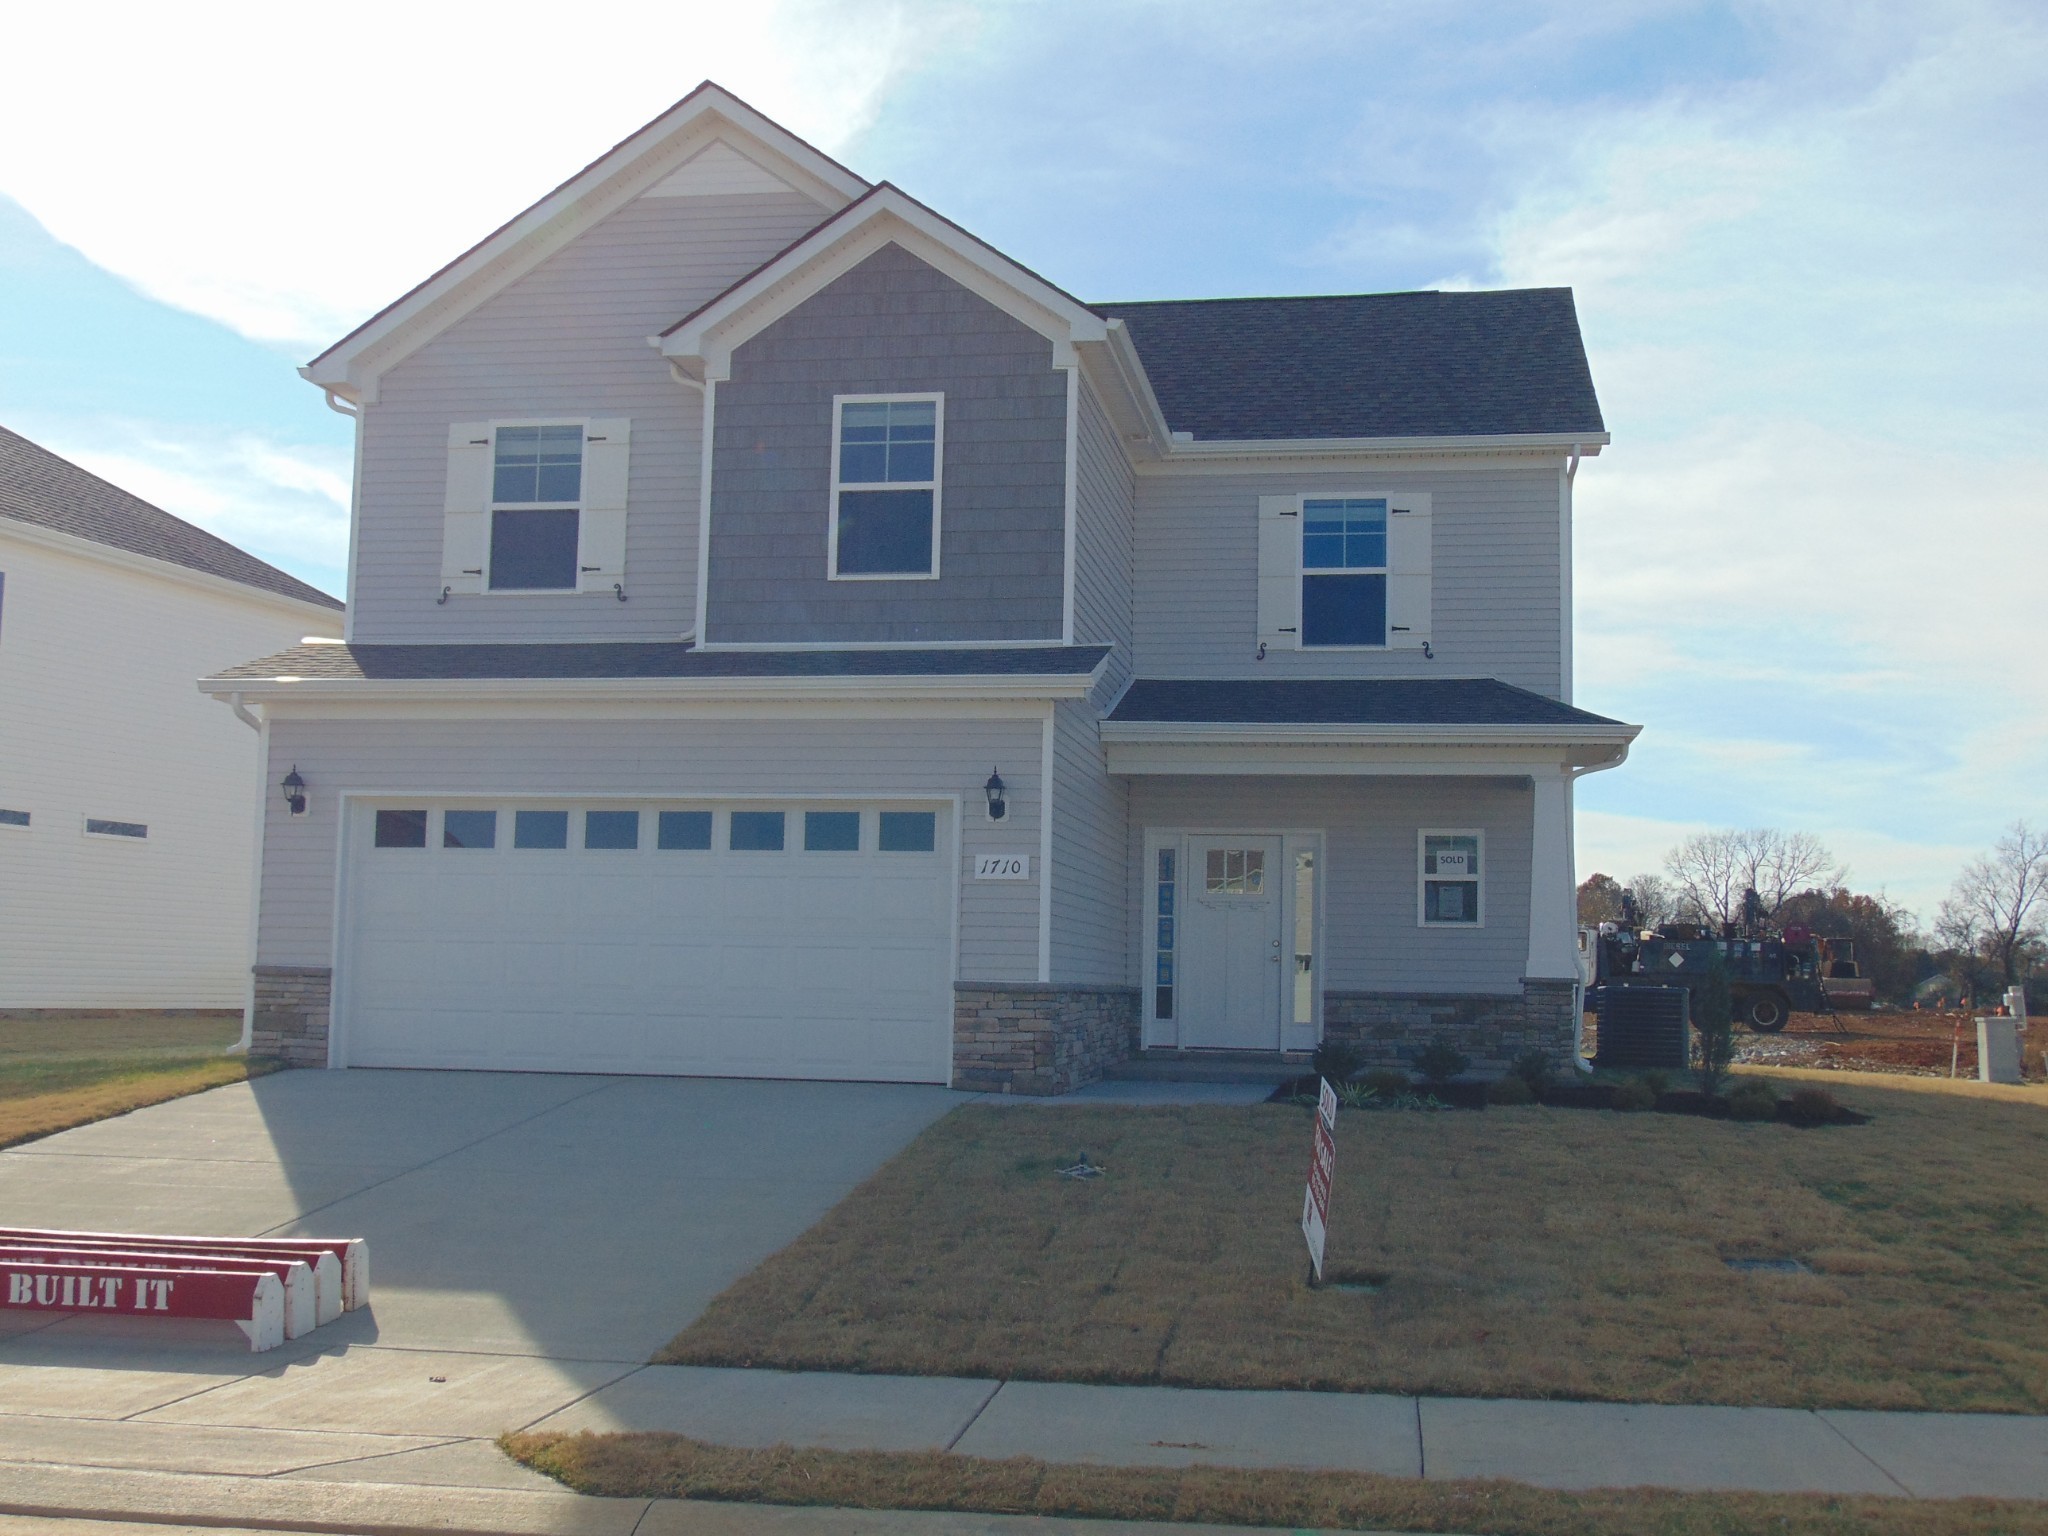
[1362,1067,1411,1098]
[1414,1037,1471,1085]
[1726,1078,1780,1121]
[1641,1069,1671,1098]
[1611,1077,1657,1112]
[1312,1039,1365,1086]
[1334,1079,1379,1110]
[1782,1085,1843,1127]
[1510,1047,1556,1099]
[1486,1074,1536,1106]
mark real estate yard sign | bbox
[1301,1076,1337,1282]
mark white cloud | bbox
[0,1,959,348]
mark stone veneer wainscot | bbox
[251,965,331,1067]
[1322,978,1580,1077]
[953,984,1141,1095]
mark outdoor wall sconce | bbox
[984,768,1007,822]
[281,766,308,817]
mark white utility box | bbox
[1977,1015,2023,1084]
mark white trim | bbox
[341,404,364,641]
[693,636,1072,652]
[694,379,717,641]
[1104,739,1631,778]
[1060,364,1078,645]
[239,706,271,1053]
[1560,451,1578,705]
[304,88,867,401]
[0,519,343,626]
[1100,719,1638,747]
[1037,705,1055,984]
[659,189,1109,379]
[203,671,1102,707]
[1417,827,1485,930]
[826,393,944,581]
[1144,432,1610,468]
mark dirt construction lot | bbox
[1731,1009,2047,1079]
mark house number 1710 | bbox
[974,855,1031,880]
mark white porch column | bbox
[1525,768,1580,981]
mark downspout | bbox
[320,388,358,419]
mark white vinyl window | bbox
[441,420,630,598]
[1258,491,1433,651]
[829,394,942,579]
[488,425,584,591]
[1419,829,1483,927]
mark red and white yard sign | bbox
[1301,1076,1337,1282]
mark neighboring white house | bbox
[0,425,345,1008]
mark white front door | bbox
[1177,835,1285,1050]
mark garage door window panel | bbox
[585,810,639,850]
[442,810,496,849]
[657,810,712,850]
[375,809,429,849]
[730,811,786,851]
[514,810,570,850]
[804,811,861,851]
[878,811,937,852]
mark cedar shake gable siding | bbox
[704,243,1068,645]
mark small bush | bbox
[1727,1079,1780,1122]
[1611,1077,1657,1112]
[1641,1069,1671,1097]
[1510,1047,1556,1099]
[1362,1067,1411,1098]
[1414,1037,1471,1085]
[1312,1039,1365,1086]
[1334,1079,1378,1110]
[1782,1085,1843,1127]
[1485,1074,1536,1106]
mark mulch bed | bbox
[1270,1075,1869,1126]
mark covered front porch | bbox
[1101,678,1639,1078]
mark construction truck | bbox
[1586,898,1873,1032]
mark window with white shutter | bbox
[438,419,631,598]
[1254,489,1433,649]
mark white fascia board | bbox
[1129,432,1612,475]
[304,88,867,402]
[1098,719,1638,748]
[1103,736,1634,776]
[658,190,1108,376]
[1071,325,1172,461]
[232,694,1058,724]
[0,519,345,626]
[198,671,1101,706]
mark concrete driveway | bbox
[0,1070,965,1480]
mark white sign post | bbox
[1301,1076,1337,1284]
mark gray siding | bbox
[257,713,1046,984]
[352,191,829,643]
[1133,464,1565,697]
[705,243,1067,644]
[1048,698,1129,987]
[1128,776,1532,995]
[1071,374,1134,692]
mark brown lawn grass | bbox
[0,1012,276,1150]
[662,1086,2048,1411]
[504,1430,2048,1536]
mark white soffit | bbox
[643,139,801,199]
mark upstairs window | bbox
[489,425,583,590]
[830,395,941,578]
[1301,498,1387,647]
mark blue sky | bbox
[0,0,2040,921]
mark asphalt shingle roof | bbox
[1092,289,1605,442]
[0,425,342,610]
[1107,678,1624,728]
[209,642,1110,683]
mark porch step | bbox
[1106,1049,1308,1085]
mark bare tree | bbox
[1624,872,1678,929]
[1664,828,1842,926]
[1937,822,2048,987]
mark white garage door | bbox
[340,801,954,1082]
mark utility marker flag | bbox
[1301,1076,1337,1282]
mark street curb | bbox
[0,1460,648,1536]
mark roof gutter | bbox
[1099,720,1639,748]
[1152,430,1611,463]
[198,670,1103,706]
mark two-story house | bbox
[203,84,1638,1090]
